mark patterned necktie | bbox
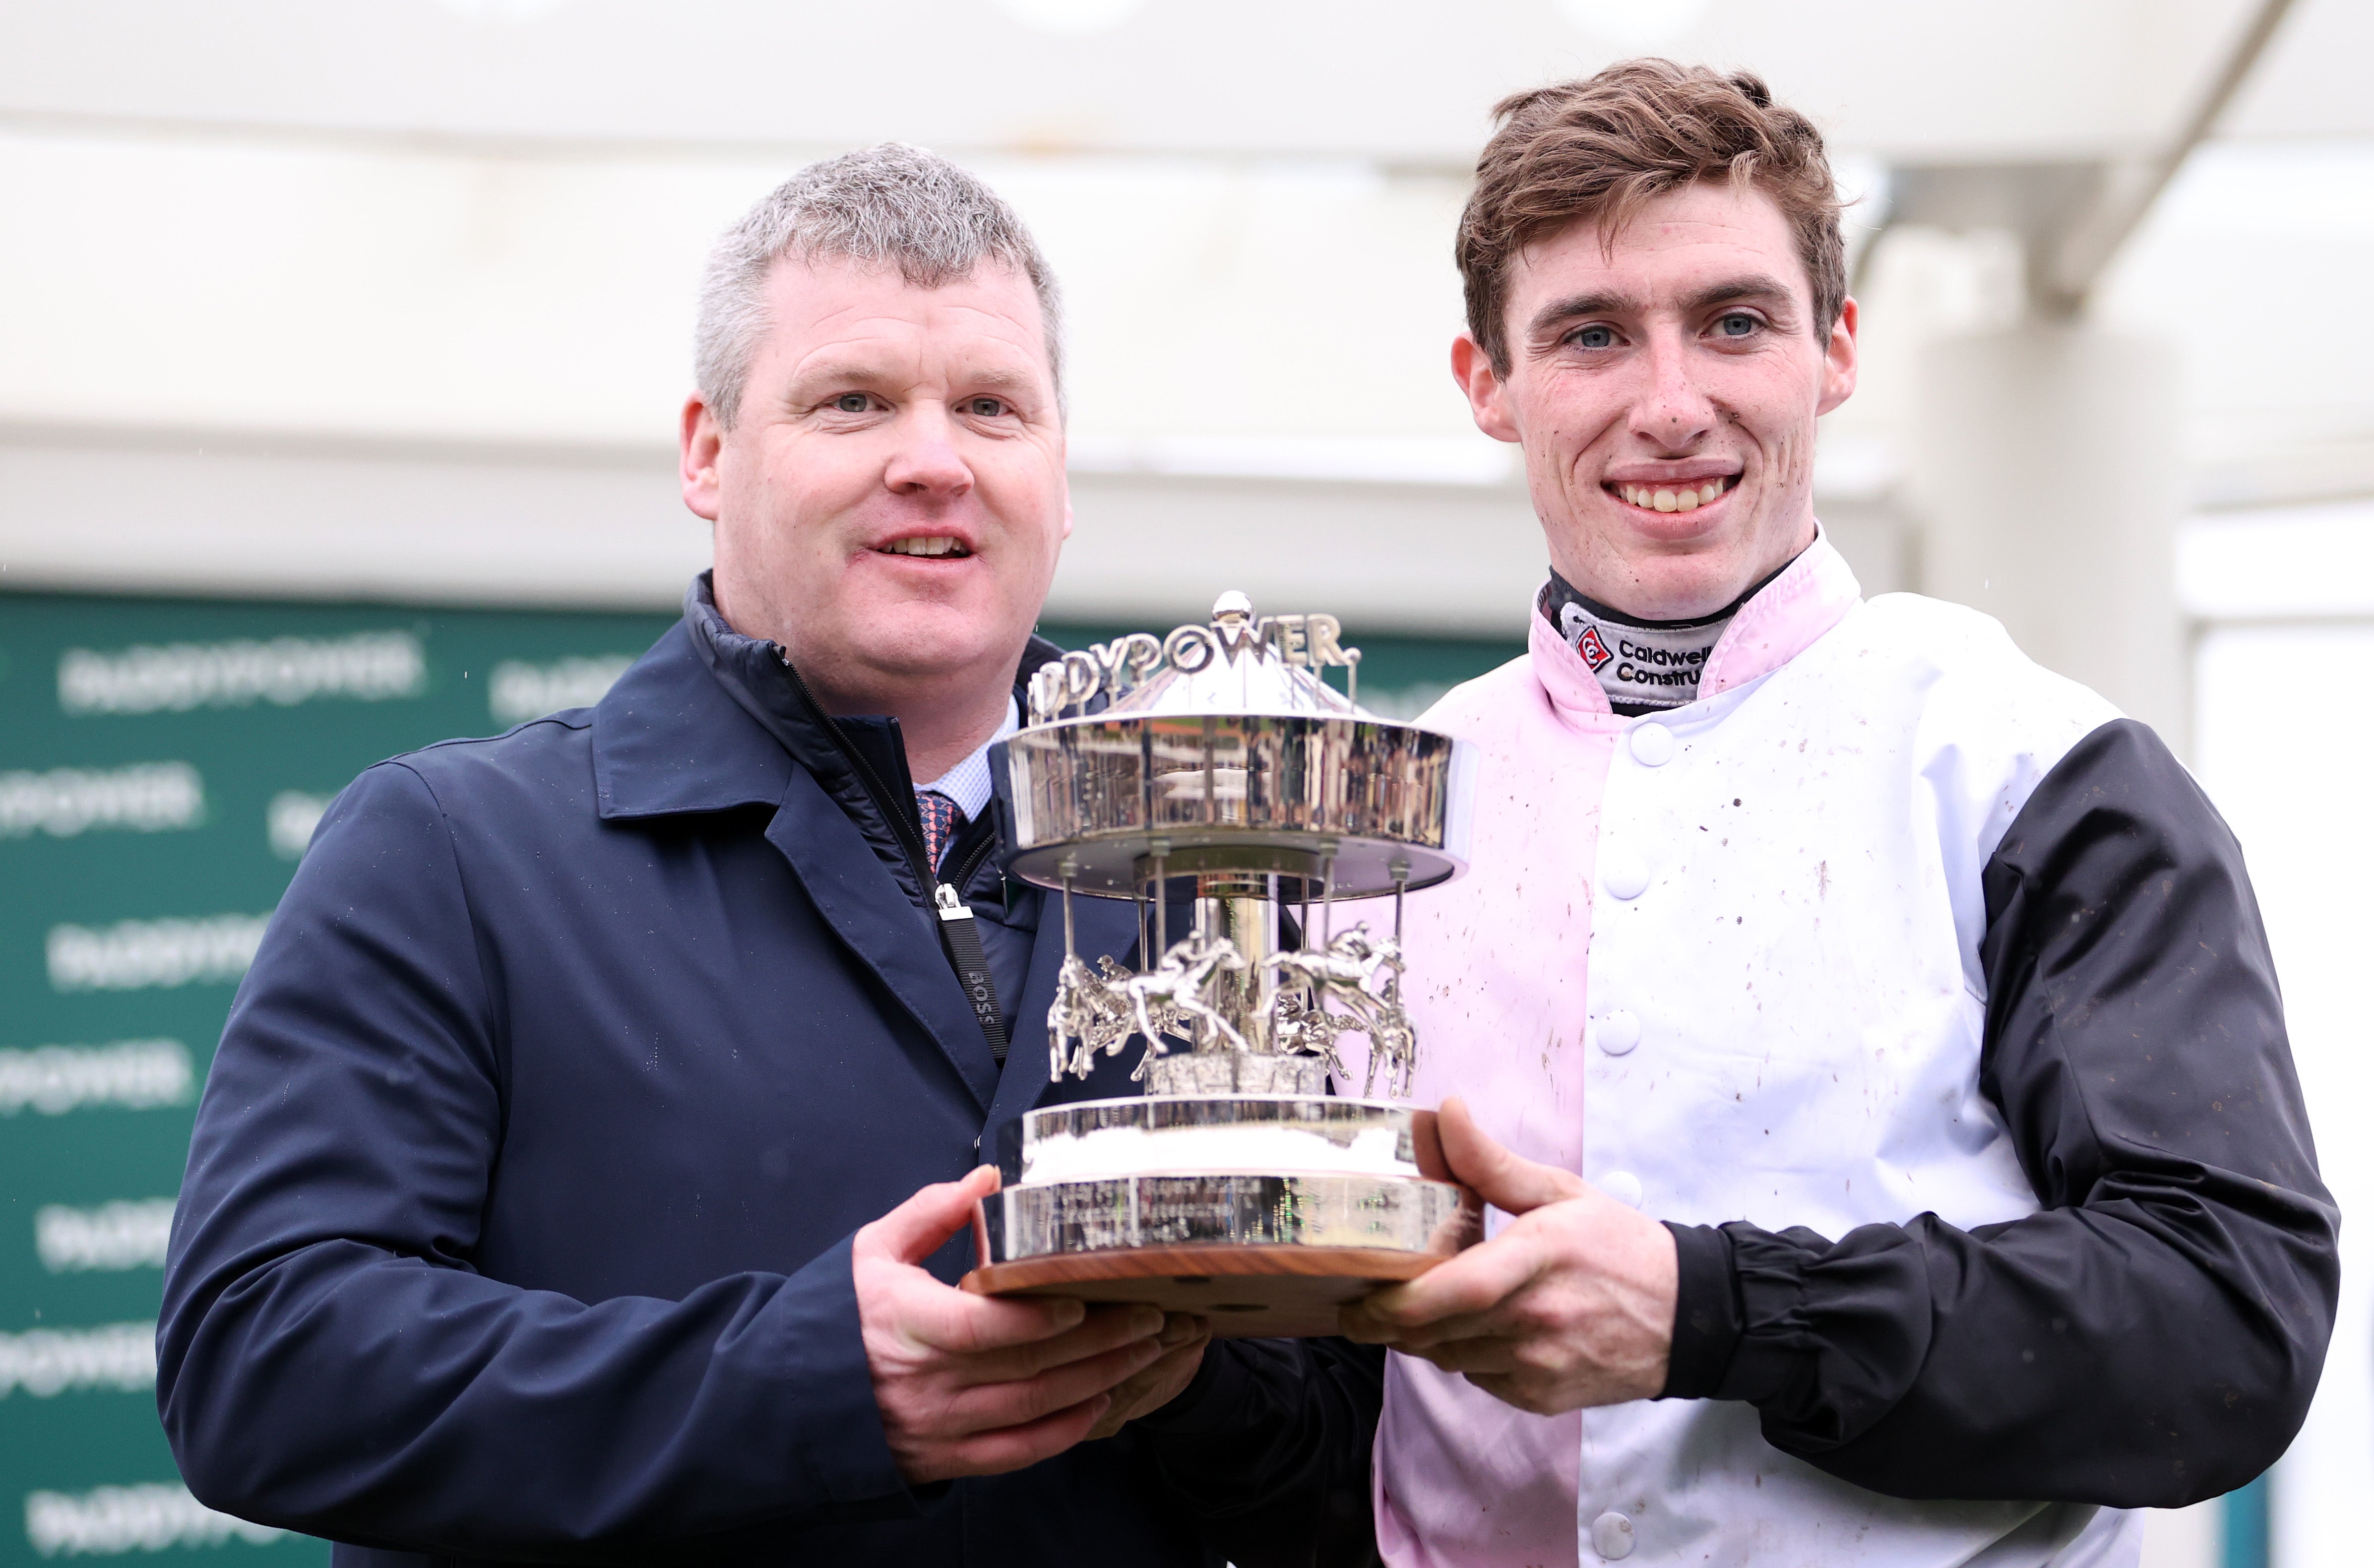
[915,789,964,874]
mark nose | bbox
[882,403,974,498]
[1627,328,1718,453]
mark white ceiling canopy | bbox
[2,0,2366,166]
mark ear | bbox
[680,394,725,522]
[1816,296,1859,417]
[1450,334,1521,444]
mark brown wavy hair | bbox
[1457,60,1845,374]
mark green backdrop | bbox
[0,588,1519,1564]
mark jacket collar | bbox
[677,571,896,845]
[592,613,793,821]
[1530,522,1862,724]
[594,572,1064,830]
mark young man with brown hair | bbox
[1339,60,2336,1567]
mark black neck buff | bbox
[1538,556,1799,717]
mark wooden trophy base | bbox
[962,1243,1441,1338]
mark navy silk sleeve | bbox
[1660,718,2338,1506]
[158,763,914,1560]
[1135,1335,1386,1568]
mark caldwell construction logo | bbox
[1576,624,1615,672]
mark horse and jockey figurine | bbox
[1048,921,1419,1099]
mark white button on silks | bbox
[1597,1009,1641,1056]
[1599,1171,1643,1208]
[1601,849,1650,900]
[1592,1510,1637,1560]
[1628,722,1675,766]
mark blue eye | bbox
[967,397,1006,417]
[834,393,870,413]
[1572,325,1616,350]
[1718,314,1758,337]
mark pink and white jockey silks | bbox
[1350,531,2142,1568]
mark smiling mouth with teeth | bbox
[877,536,971,559]
[1609,476,1736,514]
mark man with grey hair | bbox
[160,144,1381,1568]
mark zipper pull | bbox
[935,883,973,923]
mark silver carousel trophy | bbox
[962,592,1484,1336]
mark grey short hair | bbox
[694,143,1065,428]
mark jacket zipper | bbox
[773,652,1011,1062]
[946,827,1000,902]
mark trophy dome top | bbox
[1002,593,1474,902]
[1026,592,1372,726]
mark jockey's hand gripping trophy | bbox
[963,594,1483,1334]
